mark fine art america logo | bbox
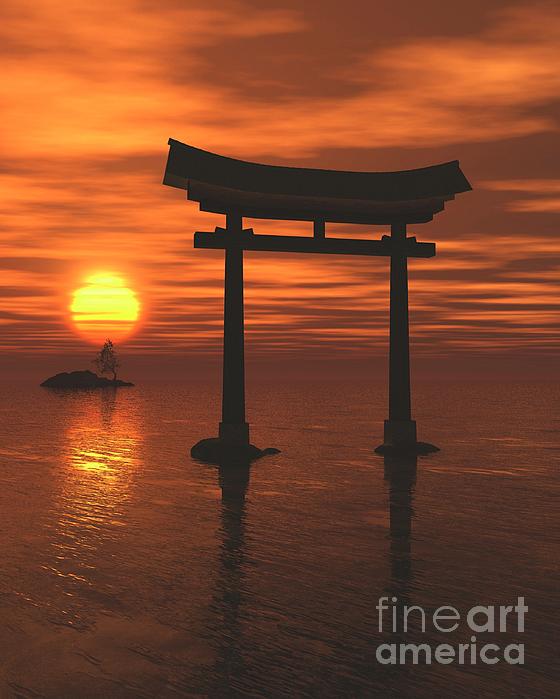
[375,597,527,665]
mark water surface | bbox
[0,380,558,697]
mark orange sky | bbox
[1,0,559,380]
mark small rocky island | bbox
[40,370,134,389]
[42,340,133,389]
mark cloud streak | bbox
[0,0,558,376]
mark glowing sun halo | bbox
[71,273,140,344]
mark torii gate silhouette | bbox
[163,139,471,463]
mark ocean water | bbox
[0,379,558,698]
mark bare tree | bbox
[93,339,120,382]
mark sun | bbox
[70,273,140,344]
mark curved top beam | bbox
[163,139,471,224]
[164,139,471,201]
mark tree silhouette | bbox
[93,339,120,382]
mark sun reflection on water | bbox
[44,388,143,624]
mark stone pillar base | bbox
[375,419,439,456]
[219,421,250,446]
[191,437,280,464]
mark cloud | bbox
[0,1,305,157]
[507,199,560,213]
[481,180,560,193]
[0,1,559,372]
[2,1,560,160]
[481,179,560,212]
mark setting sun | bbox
[70,273,140,344]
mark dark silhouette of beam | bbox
[163,140,471,224]
[313,220,325,239]
[164,139,471,204]
[191,182,444,224]
[194,230,435,258]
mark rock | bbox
[40,370,134,389]
[261,447,281,456]
[191,437,280,465]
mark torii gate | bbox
[163,139,471,462]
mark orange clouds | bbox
[481,180,560,212]
[2,1,560,160]
[247,3,560,154]
[0,0,559,376]
[0,1,305,158]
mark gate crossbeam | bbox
[194,230,436,258]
